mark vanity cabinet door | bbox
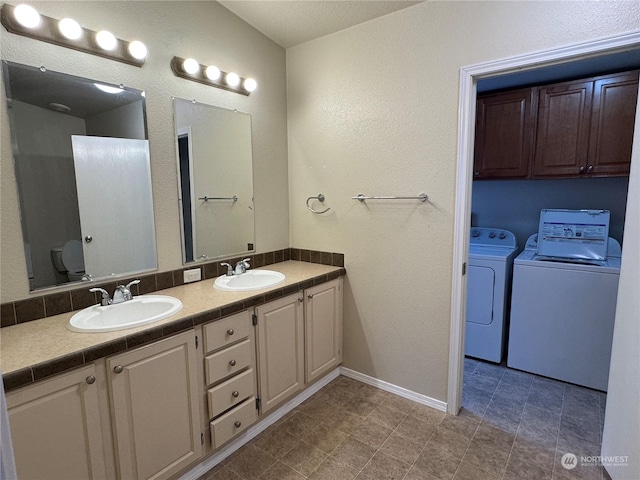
[6,364,109,480]
[107,330,202,480]
[305,278,343,384]
[255,292,304,414]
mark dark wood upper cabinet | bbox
[474,88,535,179]
[588,71,639,176]
[533,79,593,178]
[474,70,638,180]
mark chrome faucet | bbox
[112,280,141,304]
[235,258,251,275]
[90,279,140,306]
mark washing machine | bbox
[465,227,519,363]
[507,209,621,391]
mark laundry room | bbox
[462,49,639,444]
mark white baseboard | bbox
[179,368,340,479]
[340,366,447,412]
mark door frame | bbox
[448,31,640,414]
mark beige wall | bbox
[286,1,640,401]
[1,1,288,301]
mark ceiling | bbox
[217,0,423,49]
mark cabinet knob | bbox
[86,375,96,384]
[587,165,594,172]
[229,359,237,367]
[474,171,480,176]
[308,294,314,300]
[113,365,124,374]
[232,391,239,398]
[298,298,303,303]
[227,328,234,336]
[579,166,586,173]
[234,421,242,428]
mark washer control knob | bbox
[471,229,480,238]
[488,231,496,238]
[498,232,506,239]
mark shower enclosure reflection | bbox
[173,98,255,263]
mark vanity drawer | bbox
[205,339,252,385]
[207,368,256,419]
[211,396,257,449]
[204,310,253,353]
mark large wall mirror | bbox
[2,61,157,291]
[173,98,255,264]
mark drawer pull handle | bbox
[232,391,239,398]
[113,365,124,374]
[229,359,237,367]
[234,421,242,428]
[227,328,234,335]
[86,375,96,384]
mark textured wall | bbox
[287,1,640,401]
[1,1,288,301]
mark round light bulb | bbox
[225,72,240,87]
[182,58,200,75]
[14,4,41,29]
[205,65,221,81]
[96,30,117,51]
[128,40,147,60]
[243,78,257,92]
[58,18,82,40]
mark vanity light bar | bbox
[0,3,147,67]
[170,56,257,96]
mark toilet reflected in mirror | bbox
[51,240,85,282]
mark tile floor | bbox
[200,360,608,480]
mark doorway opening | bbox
[448,32,640,416]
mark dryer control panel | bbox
[470,228,517,248]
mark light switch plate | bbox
[183,268,202,283]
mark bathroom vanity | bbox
[1,261,344,480]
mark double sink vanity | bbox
[2,261,345,480]
[0,54,343,480]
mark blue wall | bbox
[471,176,629,250]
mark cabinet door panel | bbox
[7,365,108,480]
[588,71,639,176]
[305,278,343,384]
[534,80,593,177]
[256,293,304,414]
[108,330,202,480]
[474,88,535,179]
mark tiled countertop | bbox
[1,261,345,391]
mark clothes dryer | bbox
[465,227,518,363]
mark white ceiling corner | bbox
[217,0,423,48]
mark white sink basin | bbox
[68,295,183,333]
[214,270,285,292]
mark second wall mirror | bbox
[173,98,255,264]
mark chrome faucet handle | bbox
[220,262,234,276]
[126,279,140,289]
[235,258,251,274]
[89,287,111,306]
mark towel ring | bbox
[306,193,331,214]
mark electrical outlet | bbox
[183,268,202,283]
